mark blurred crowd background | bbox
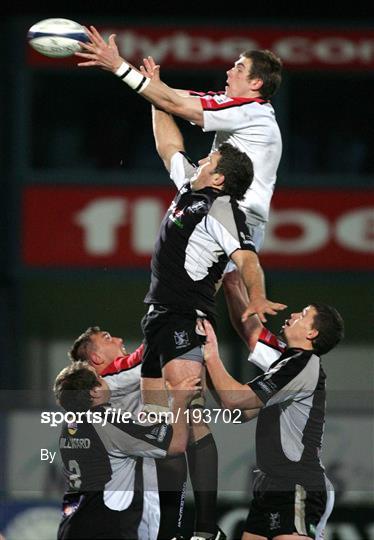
[0,6,373,540]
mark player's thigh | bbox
[163,356,204,385]
[141,376,168,407]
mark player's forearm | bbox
[233,251,266,303]
[223,270,263,350]
[205,352,261,410]
[152,106,185,170]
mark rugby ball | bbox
[27,18,89,58]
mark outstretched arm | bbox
[231,250,287,323]
[152,106,184,172]
[222,268,263,351]
[198,319,263,411]
[76,27,204,126]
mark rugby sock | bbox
[187,433,218,535]
[156,453,188,540]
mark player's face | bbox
[225,56,254,97]
[281,305,318,347]
[190,151,222,191]
[91,331,127,363]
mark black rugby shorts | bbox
[140,304,210,378]
[244,470,334,539]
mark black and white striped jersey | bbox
[59,405,171,502]
[144,151,256,316]
[249,346,327,488]
[100,348,160,540]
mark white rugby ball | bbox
[27,18,89,58]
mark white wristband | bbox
[115,61,151,93]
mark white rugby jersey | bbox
[191,91,282,222]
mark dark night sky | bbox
[2,1,370,23]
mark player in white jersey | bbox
[75,28,282,251]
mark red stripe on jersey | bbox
[101,343,144,376]
[200,95,268,111]
[188,90,225,97]
[258,328,286,352]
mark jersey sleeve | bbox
[205,198,256,258]
[170,151,197,190]
[103,364,141,397]
[248,328,286,372]
[248,350,320,407]
[95,415,172,459]
[200,96,265,133]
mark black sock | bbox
[187,433,218,535]
[156,453,188,540]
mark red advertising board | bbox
[22,186,374,270]
[27,27,374,70]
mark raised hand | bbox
[140,56,161,81]
[75,25,123,72]
[241,298,287,323]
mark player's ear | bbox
[212,172,225,188]
[307,328,319,341]
[250,78,263,92]
[90,385,101,399]
[89,352,103,367]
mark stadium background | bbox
[0,4,373,540]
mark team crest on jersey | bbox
[67,422,77,436]
[174,330,190,348]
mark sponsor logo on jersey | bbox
[240,231,255,246]
[188,201,207,214]
[156,423,168,442]
[60,437,91,449]
[146,424,168,442]
[257,380,277,395]
[174,330,190,348]
[213,94,230,105]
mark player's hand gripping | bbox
[165,376,202,405]
[196,318,220,366]
[241,297,287,323]
[75,25,123,72]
